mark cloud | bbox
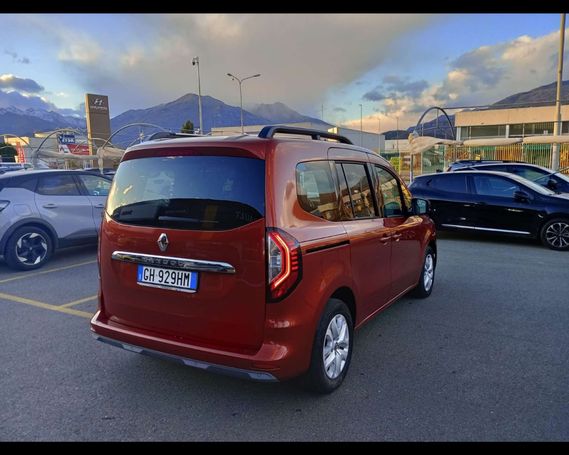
[24,14,434,115]
[0,85,83,117]
[0,74,44,93]
[4,50,31,64]
[363,89,386,101]
[333,106,347,112]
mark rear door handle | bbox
[94,204,105,208]
[392,233,402,242]
[43,203,58,209]
[379,235,392,244]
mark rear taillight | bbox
[267,228,302,302]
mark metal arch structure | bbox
[408,106,456,182]
[98,122,170,151]
[412,106,456,141]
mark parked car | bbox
[0,163,33,174]
[446,159,524,172]
[84,167,117,178]
[0,169,112,270]
[409,170,569,250]
[452,162,569,193]
[91,125,437,393]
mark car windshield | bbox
[515,175,556,195]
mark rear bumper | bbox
[92,333,278,382]
[90,310,310,381]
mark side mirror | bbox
[411,198,430,215]
[547,178,558,190]
[514,190,530,202]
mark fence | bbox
[393,143,569,182]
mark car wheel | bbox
[304,298,354,394]
[412,246,436,298]
[540,218,569,251]
[4,226,54,270]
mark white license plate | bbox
[137,265,198,293]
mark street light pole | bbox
[552,13,566,171]
[359,104,363,146]
[192,57,203,134]
[227,72,261,134]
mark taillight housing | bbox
[267,228,302,302]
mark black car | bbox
[446,159,524,172]
[409,170,569,250]
[451,162,569,193]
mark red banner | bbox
[16,143,26,163]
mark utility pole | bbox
[396,116,400,153]
[378,117,381,155]
[192,57,203,134]
[552,13,566,171]
[321,104,324,122]
[227,72,261,134]
[359,104,363,146]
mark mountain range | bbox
[1,80,567,141]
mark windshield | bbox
[516,176,556,195]
[107,155,265,230]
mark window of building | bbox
[296,161,341,221]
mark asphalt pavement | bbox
[1,233,568,441]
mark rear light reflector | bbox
[267,228,302,302]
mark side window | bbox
[296,161,341,221]
[375,166,404,217]
[340,163,376,219]
[472,175,519,198]
[432,174,468,193]
[335,163,355,219]
[401,183,413,213]
[78,174,111,197]
[37,175,80,196]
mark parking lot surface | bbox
[1,233,568,441]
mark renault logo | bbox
[157,233,169,252]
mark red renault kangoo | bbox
[91,126,437,393]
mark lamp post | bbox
[226,72,261,134]
[552,13,566,171]
[359,104,363,146]
[192,56,203,134]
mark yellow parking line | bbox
[0,259,97,284]
[0,291,93,319]
[60,295,98,308]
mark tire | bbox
[303,298,354,394]
[412,246,436,298]
[540,218,569,251]
[4,226,54,270]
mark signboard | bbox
[15,143,26,163]
[58,144,90,155]
[85,93,111,156]
[57,133,76,145]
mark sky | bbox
[0,13,566,132]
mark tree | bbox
[181,120,194,134]
[0,143,17,162]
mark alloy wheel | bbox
[545,222,569,249]
[323,314,350,380]
[15,232,48,266]
[423,253,435,291]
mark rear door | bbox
[35,173,96,240]
[428,174,473,229]
[101,154,267,352]
[76,173,112,232]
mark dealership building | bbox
[455,104,569,140]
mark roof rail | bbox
[258,125,353,144]
[147,131,203,141]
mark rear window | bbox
[107,155,265,230]
[431,174,468,193]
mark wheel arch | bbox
[1,218,59,256]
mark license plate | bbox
[137,265,198,293]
